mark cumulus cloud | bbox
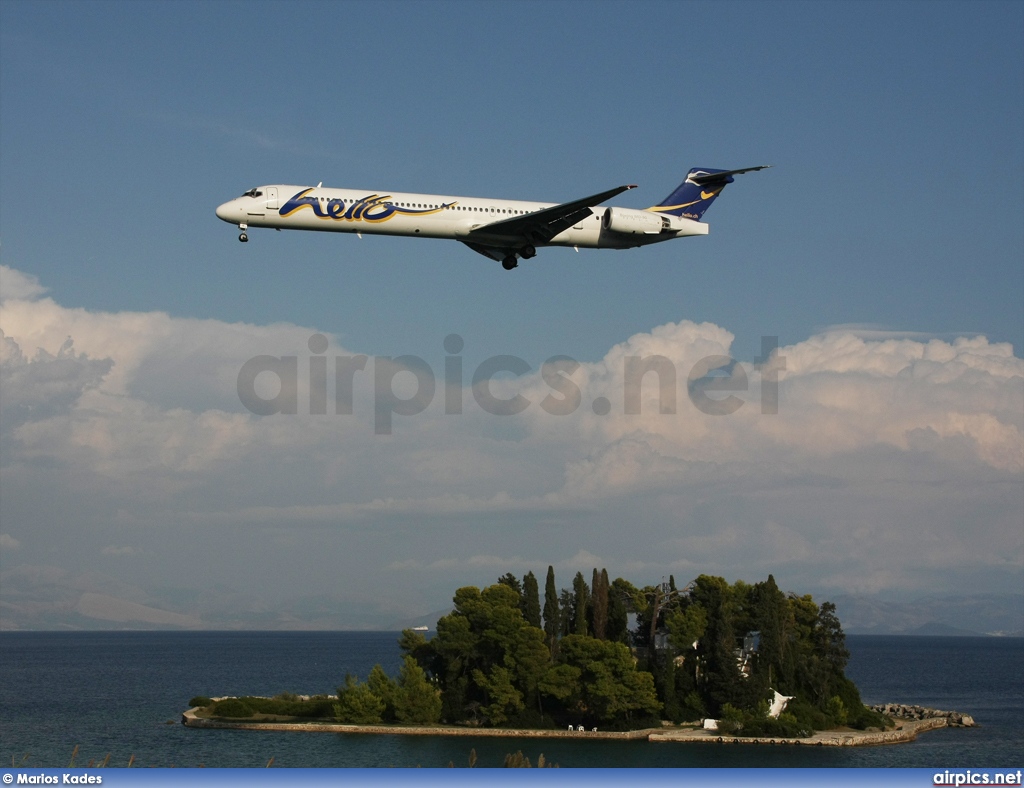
[0,265,47,302]
[0,331,113,435]
[0,265,1020,614]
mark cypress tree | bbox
[543,566,560,652]
[590,568,609,640]
[572,572,590,636]
[522,571,542,628]
[607,577,629,644]
[752,574,787,690]
[559,588,574,636]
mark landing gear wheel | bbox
[502,255,518,271]
[519,244,536,259]
[239,232,248,243]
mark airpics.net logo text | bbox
[934,771,1023,786]
[236,334,786,435]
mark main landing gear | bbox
[238,223,248,243]
[501,245,536,271]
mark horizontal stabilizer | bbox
[688,165,772,185]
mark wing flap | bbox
[466,184,636,245]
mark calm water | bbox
[0,632,1020,768]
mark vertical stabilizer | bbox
[650,165,770,220]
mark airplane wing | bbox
[464,184,636,247]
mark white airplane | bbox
[215,165,769,270]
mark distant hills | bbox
[833,593,1023,637]
[1,564,1020,635]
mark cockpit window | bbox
[242,188,263,198]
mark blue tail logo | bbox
[650,166,771,220]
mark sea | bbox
[0,632,1020,768]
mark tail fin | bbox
[650,165,771,220]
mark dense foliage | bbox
[381,569,886,733]
[202,569,887,735]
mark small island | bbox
[184,569,974,745]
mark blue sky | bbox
[1,1,1021,629]
[3,0,1021,363]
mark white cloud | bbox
[0,534,21,551]
[0,265,47,302]
[0,266,1020,616]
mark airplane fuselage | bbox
[217,185,707,248]
[215,166,767,269]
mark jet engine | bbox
[602,207,667,235]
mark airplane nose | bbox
[215,200,237,223]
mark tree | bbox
[543,566,560,653]
[398,628,434,672]
[606,578,630,644]
[635,579,684,670]
[666,603,707,653]
[751,574,788,691]
[512,625,551,714]
[571,572,590,636]
[367,664,398,721]
[394,655,442,724]
[692,576,745,715]
[522,571,542,628]
[472,665,524,725]
[552,635,661,725]
[334,675,385,724]
[498,572,523,599]
[558,588,574,636]
[802,600,850,706]
[590,568,609,640]
[815,601,849,674]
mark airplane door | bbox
[266,186,279,210]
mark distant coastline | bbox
[182,705,971,747]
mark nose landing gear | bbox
[238,223,248,243]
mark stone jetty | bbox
[183,703,975,746]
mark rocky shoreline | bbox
[182,704,975,747]
[868,703,976,727]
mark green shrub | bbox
[847,704,893,730]
[826,695,848,726]
[234,695,334,718]
[678,691,706,722]
[211,698,254,718]
[188,696,212,708]
[741,713,809,738]
[785,697,830,731]
[716,703,744,735]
